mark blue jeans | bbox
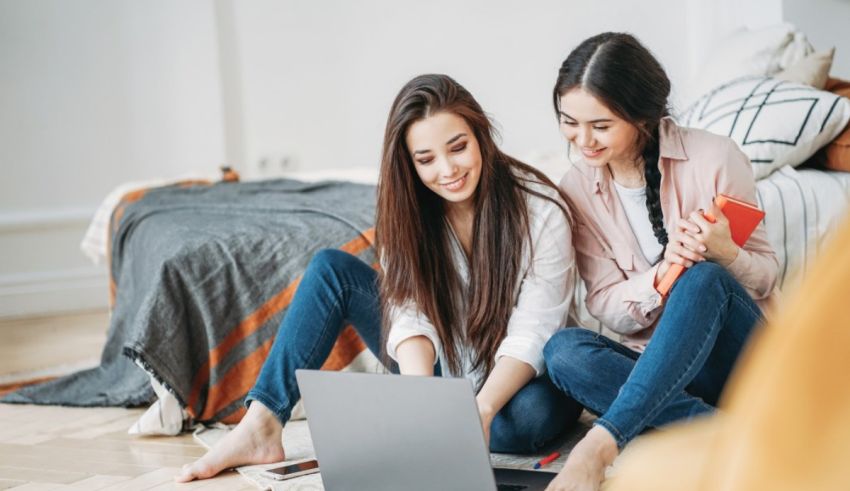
[247,249,582,453]
[544,261,762,448]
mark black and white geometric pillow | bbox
[679,76,850,180]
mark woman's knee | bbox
[543,328,600,376]
[309,248,356,274]
[306,249,369,286]
[675,261,733,293]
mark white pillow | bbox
[679,76,850,180]
[775,48,835,89]
[684,23,813,105]
[128,377,186,436]
[778,31,817,72]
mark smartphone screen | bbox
[265,460,319,479]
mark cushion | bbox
[778,31,816,72]
[775,48,834,89]
[679,76,850,180]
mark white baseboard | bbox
[0,268,109,319]
[0,207,108,319]
[0,206,94,232]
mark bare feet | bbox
[175,402,286,482]
[545,425,619,491]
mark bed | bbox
[3,175,381,430]
[754,164,850,290]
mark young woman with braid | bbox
[541,33,779,491]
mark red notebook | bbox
[655,194,765,296]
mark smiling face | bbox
[557,87,642,169]
[405,111,483,211]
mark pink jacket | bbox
[560,118,779,351]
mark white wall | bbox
[2,0,793,318]
[783,0,850,78]
[0,0,226,317]
[227,0,793,175]
[229,0,696,178]
[684,0,784,79]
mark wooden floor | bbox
[0,311,108,377]
[0,311,253,490]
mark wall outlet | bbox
[256,153,299,176]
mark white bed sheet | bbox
[756,165,850,291]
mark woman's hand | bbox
[655,218,707,283]
[685,203,739,267]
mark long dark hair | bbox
[553,32,670,247]
[377,74,570,379]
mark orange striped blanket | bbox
[3,179,377,424]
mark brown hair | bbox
[377,74,571,380]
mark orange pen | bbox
[533,451,561,469]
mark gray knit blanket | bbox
[3,178,377,424]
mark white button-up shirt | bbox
[385,180,576,388]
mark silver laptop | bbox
[296,369,557,491]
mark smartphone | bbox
[262,459,320,481]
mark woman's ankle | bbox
[582,425,619,466]
[242,401,284,433]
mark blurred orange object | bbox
[220,165,241,182]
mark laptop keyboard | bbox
[497,485,528,491]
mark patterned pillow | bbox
[679,76,850,180]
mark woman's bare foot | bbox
[175,402,286,482]
[545,425,619,491]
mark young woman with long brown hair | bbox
[176,73,582,482]
[541,33,779,491]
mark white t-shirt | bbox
[612,181,664,265]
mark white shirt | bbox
[385,180,576,388]
[612,181,664,265]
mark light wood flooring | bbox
[0,311,108,378]
[0,311,253,490]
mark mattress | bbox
[755,165,850,291]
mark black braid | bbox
[642,128,668,247]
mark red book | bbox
[655,194,765,296]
